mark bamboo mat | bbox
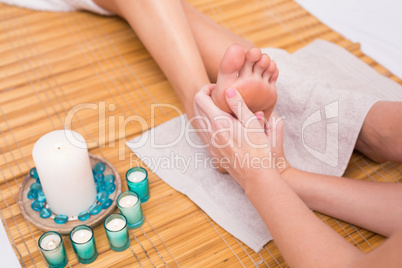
[0,0,401,267]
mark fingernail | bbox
[226,88,237,98]
[256,112,264,120]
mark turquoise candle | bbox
[38,231,68,268]
[126,167,150,203]
[69,225,98,264]
[104,213,130,251]
[117,191,144,229]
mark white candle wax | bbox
[119,195,138,208]
[40,233,66,265]
[127,171,146,183]
[72,229,92,243]
[32,130,96,217]
[106,218,126,231]
[41,234,61,250]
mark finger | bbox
[255,111,265,128]
[198,83,216,96]
[225,87,261,129]
[268,113,284,149]
[194,85,227,119]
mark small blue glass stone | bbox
[96,191,108,203]
[37,191,46,202]
[96,182,106,192]
[89,203,102,215]
[78,211,90,221]
[101,198,113,209]
[54,214,68,224]
[104,174,115,185]
[29,167,39,179]
[30,182,42,191]
[95,173,104,183]
[27,189,38,199]
[94,162,106,174]
[31,200,44,211]
[39,208,52,219]
[106,183,116,195]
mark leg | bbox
[355,101,402,162]
[180,0,253,82]
[94,0,276,116]
[93,0,211,118]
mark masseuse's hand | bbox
[193,84,289,188]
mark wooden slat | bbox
[0,0,401,267]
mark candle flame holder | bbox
[18,154,122,235]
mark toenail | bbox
[226,88,237,98]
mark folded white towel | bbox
[0,0,112,15]
[128,40,402,252]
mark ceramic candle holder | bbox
[38,231,68,268]
[69,225,98,264]
[117,191,144,229]
[104,213,130,252]
[126,167,150,203]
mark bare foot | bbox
[211,44,278,117]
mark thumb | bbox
[225,87,260,128]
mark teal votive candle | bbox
[117,191,144,229]
[126,167,150,203]
[38,231,68,268]
[104,213,130,251]
[69,225,98,264]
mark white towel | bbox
[263,40,402,176]
[128,40,402,252]
[0,0,112,15]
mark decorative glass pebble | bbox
[96,191,108,204]
[30,182,42,191]
[89,203,102,215]
[104,174,115,185]
[54,214,68,224]
[30,167,39,179]
[78,211,90,221]
[106,183,116,195]
[96,182,106,192]
[94,162,105,174]
[39,208,52,219]
[37,191,46,202]
[27,161,117,225]
[95,173,104,183]
[27,189,38,199]
[101,198,113,209]
[31,200,44,211]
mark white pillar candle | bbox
[127,171,146,183]
[32,130,96,217]
[119,195,138,208]
[106,218,126,231]
[72,229,92,243]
